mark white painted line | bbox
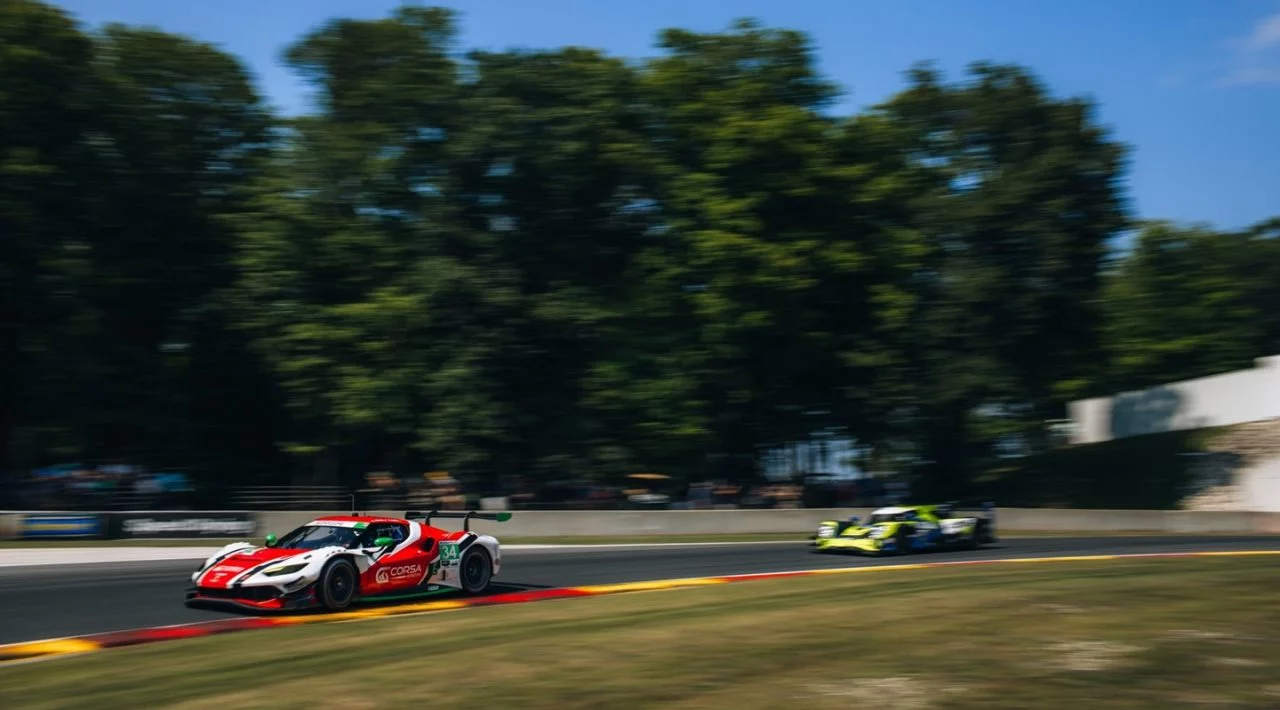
[0,547,221,567]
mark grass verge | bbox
[2,556,1278,709]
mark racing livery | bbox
[185,510,509,612]
[810,502,996,555]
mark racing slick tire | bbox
[966,525,982,550]
[318,557,358,611]
[460,546,493,594]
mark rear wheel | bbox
[318,558,358,611]
[962,524,983,552]
[460,547,493,594]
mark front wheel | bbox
[318,558,358,611]
[460,547,493,594]
[894,526,913,555]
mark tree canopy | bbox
[3,1,1275,501]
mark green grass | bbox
[3,556,1278,709]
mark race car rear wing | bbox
[945,499,996,521]
[405,509,513,532]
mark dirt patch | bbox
[1209,656,1265,668]
[1046,641,1144,672]
[1032,603,1089,614]
[810,676,966,708]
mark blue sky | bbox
[55,0,1280,232]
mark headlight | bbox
[817,524,836,538]
[869,525,891,539]
[263,563,307,577]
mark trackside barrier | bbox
[0,513,22,541]
[3,508,1280,541]
[0,511,257,541]
[252,508,1280,541]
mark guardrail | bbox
[3,508,1280,541]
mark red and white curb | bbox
[2,549,1277,665]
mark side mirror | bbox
[373,536,395,548]
[265,534,277,547]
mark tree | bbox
[233,7,503,485]
[450,47,667,482]
[635,19,867,482]
[0,0,98,471]
[82,24,275,471]
[1101,220,1275,391]
[862,63,1130,495]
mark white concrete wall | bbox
[1241,458,1280,513]
[1068,355,1280,445]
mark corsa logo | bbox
[375,564,423,584]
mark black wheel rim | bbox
[330,566,353,602]
[464,553,486,587]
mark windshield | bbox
[273,525,361,550]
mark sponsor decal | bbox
[375,564,424,584]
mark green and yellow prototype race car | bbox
[810,502,996,555]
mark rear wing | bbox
[405,509,512,532]
[945,500,996,521]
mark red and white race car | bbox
[185,510,509,612]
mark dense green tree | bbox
[7,1,1276,506]
[450,47,667,482]
[233,6,475,484]
[84,24,275,470]
[1,0,278,482]
[860,63,1130,496]
[0,0,98,469]
[1101,220,1279,391]
[635,20,873,482]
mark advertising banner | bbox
[19,513,105,539]
[107,512,258,539]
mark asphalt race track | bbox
[2,535,1278,645]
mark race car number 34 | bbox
[439,542,461,564]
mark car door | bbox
[362,522,432,593]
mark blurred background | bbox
[3,0,1279,514]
